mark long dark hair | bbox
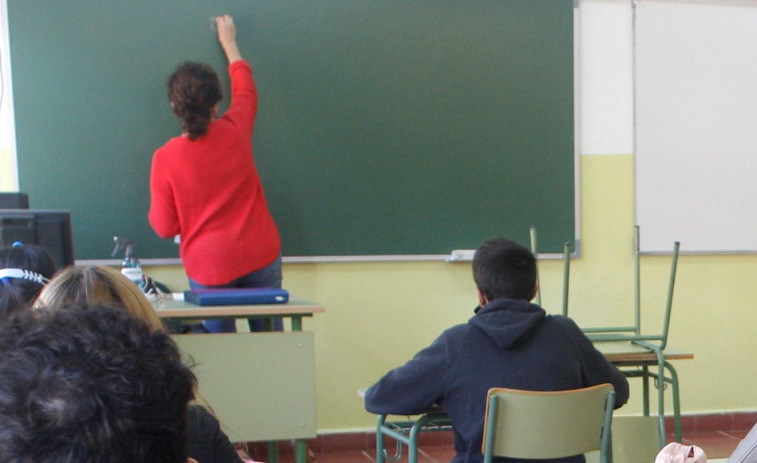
[168,62,222,140]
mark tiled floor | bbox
[262,416,755,463]
[303,432,743,463]
[676,428,748,461]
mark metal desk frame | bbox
[376,409,452,463]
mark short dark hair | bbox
[472,237,537,301]
[0,244,57,318]
[0,304,196,463]
[168,61,223,140]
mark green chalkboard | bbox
[9,0,575,260]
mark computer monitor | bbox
[0,209,75,268]
[0,193,29,209]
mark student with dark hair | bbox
[364,237,630,463]
[0,243,56,318]
[149,14,281,333]
[0,303,197,463]
[35,265,245,463]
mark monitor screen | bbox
[0,193,29,209]
[0,209,75,268]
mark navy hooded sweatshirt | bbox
[364,298,629,463]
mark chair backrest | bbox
[528,226,573,313]
[482,384,615,463]
[576,226,680,347]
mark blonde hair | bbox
[35,265,164,331]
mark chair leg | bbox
[657,360,667,447]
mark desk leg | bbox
[295,439,308,463]
[268,442,279,463]
[664,361,683,442]
[291,316,303,331]
[642,365,650,416]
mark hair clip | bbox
[0,268,49,285]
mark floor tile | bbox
[311,451,375,463]
[418,445,456,463]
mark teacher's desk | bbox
[157,298,325,463]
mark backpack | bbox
[655,443,707,463]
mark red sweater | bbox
[149,60,280,285]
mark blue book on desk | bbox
[183,288,290,306]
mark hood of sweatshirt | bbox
[468,298,546,350]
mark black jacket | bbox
[188,406,241,463]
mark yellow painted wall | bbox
[144,153,757,433]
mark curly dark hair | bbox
[472,238,537,302]
[168,61,223,140]
[0,303,196,463]
[0,244,57,319]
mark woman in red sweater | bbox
[149,15,281,332]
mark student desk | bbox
[157,299,325,463]
[373,344,693,463]
[594,340,693,444]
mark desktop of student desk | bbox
[594,340,693,444]
[157,299,325,463]
[596,341,693,365]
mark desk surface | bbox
[156,298,325,319]
[595,341,693,364]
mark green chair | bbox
[482,384,616,463]
[552,225,684,445]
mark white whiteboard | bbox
[635,0,757,253]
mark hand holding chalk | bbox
[215,15,242,63]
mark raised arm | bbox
[215,15,242,64]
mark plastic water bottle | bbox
[112,237,145,290]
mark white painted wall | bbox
[578,0,634,156]
[1,0,18,189]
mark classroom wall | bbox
[3,0,757,433]
[0,149,12,189]
[0,0,16,190]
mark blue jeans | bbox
[189,254,283,333]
